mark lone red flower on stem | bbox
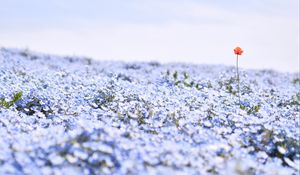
[234,47,243,55]
[234,46,243,106]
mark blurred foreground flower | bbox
[234,46,243,105]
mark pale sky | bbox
[0,0,299,72]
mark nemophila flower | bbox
[234,46,243,105]
[0,48,299,174]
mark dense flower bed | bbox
[0,48,299,175]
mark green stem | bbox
[236,55,241,105]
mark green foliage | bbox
[13,91,23,103]
[175,118,180,127]
[206,105,216,120]
[296,93,300,101]
[195,84,201,90]
[91,89,115,110]
[88,82,118,110]
[219,77,237,95]
[183,81,192,87]
[219,77,251,96]
[292,78,300,85]
[175,80,181,86]
[252,105,260,113]
[16,96,54,116]
[173,71,178,80]
[146,130,158,135]
[277,93,300,107]
[166,70,206,90]
[240,104,260,114]
[0,100,10,108]
[166,70,170,76]
[241,127,300,169]
[225,84,236,95]
[239,105,246,110]
[137,115,146,125]
[136,113,147,125]
[289,93,300,106]
[183,72,189,79]
[0,91,23,108]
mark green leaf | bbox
[175,80,181,86]
[183,72,189,79]
[240,105,246,110]
[254,105,260,113]
[0,99,11,108]
[292,78,300,84]
[173,71,178,80]
[12,91,23,103]
[0,91,23,109]
[183,82,192,87]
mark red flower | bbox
[234,47,243,55]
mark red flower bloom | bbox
[234,47,243,55]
